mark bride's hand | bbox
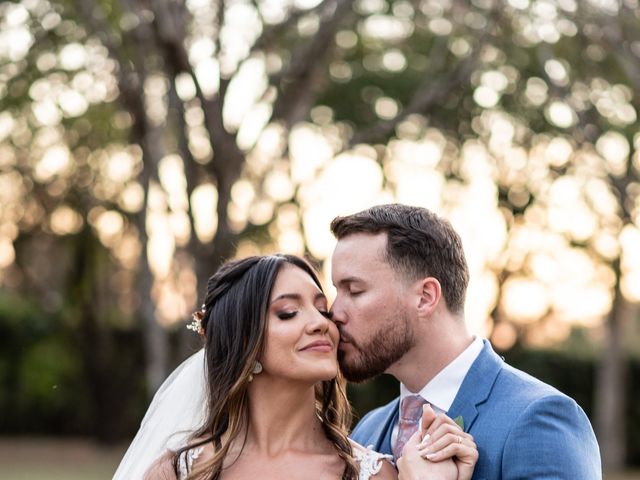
[397,430,457,480]
[416,406,478,480]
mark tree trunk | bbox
[135,126,170,394]
[594,257,627,471]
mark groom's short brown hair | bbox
[330,204,469,314]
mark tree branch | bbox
[270,0,353,128]
[349,57,478,147]
[248,0,333,58]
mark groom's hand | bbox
[397,430,457,480]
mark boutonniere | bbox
[453,415,465,430]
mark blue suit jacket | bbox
[350,340,601,479]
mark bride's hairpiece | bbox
[187,304,206,336]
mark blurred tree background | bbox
[1,0,639,474]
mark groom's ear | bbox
[416,277,441,317]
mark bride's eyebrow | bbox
[270,292,326,305]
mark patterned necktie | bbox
[392,395,426,460]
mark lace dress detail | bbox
[353,445,394,480]
[178,444,392,480]
[178,446,204,479]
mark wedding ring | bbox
[456,435,462,444]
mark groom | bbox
[330,204,601,479]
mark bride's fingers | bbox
[418,421,471,450]
[420,403,437,437]
[418,430,476,455]
[418,435,476,459]
[418,428,477,462]
[422,413,462,438]
[420,441,479,464]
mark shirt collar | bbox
[399,337,484,414]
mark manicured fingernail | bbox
[425,452,438,460]
[419,433,431,447]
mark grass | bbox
[0,437,126,480]
[0,437,639,479]
[609,473,640,480]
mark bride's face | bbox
[259,264,339,383]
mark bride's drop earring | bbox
[248,361,263,382]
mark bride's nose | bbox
[307,310,330,334]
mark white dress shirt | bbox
[391,337,484,446]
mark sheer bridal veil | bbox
[113,349,207,479]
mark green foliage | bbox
[453,415,464,430]
[347,373,399,423]
[0,291,147,440]
[0,293,85,434]
[18,337,79,411]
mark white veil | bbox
[113,349,207,480]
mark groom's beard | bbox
[337,313,414,383]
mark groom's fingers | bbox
[404,429,422,448]
[399,430,423,460]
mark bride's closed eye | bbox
[278,309,332,320]
[277,311,297,320]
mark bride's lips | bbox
[299,340,334,352]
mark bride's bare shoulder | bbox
[374,460,398,480]
[144,441,212,480]
[144,451,178,480]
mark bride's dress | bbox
[176,443,392,480]
[352,445,394,480]
[114,350,393,479]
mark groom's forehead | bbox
[331,245,393,282]
[333,232,388,258]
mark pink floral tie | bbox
[392,395,426,460]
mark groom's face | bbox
[331,232,415,383]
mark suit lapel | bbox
[447,340,503,432]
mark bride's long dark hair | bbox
[172,254,358,480]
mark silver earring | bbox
[248,361,263,382]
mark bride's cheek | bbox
[328,322,340,341]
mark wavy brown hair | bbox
[171,254,358,480]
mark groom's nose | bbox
[329,295,347,325]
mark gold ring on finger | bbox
[456,435,462,444]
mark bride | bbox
[115,254,477,479]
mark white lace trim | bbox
[178,444,391,480]
[353,445,394,480]
[178,446,204,479]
